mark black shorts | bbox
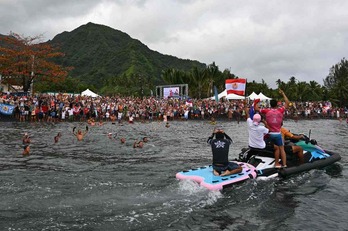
[284,145,293,155]
[213,162,240,173]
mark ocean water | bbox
[0,119,347,231]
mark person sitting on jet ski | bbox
[244,104,280,162]
[245,106,269,149]
[280,125,305,164]
[207,126,242,176]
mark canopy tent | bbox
[81,89,99,97]
[248,92,258,100]
[257,92,272,100]
[210,89,227,100]
[226,93,246,100]
[210,89,245,100]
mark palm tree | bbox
[259,79,270,96]
[205,62,220,97]
[308,80,323,101]
[189,66,207,98]
[296,81,310,101]
[276,79,282,88]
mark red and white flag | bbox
[225,78,246,96]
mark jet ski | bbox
[238,133,341,178]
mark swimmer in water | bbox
[165,122,170,128]
[209,117,216,125]
[73,126,88,141]
[133,140,144,148]
[54,132,62,143]
[143,137,149,143]
[110,113,116,124]
[22,133,31,144]
[88,118,95,126]
[23,144,30,156]
[120,137,126,144]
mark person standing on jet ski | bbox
[255,89,290,168]
[207,126,242,176]
[244,104,280,159]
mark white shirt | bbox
[247,118,269,149]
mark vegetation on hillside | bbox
[48,22,206,91]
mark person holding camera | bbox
[207,126,242,176]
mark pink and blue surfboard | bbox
[176,162,257,191]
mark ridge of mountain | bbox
[48,22,206,88]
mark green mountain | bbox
[48,22,206,88]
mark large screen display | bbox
[163,87,180,98]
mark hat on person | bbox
[253,114,261,125]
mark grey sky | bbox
[1,0,347,88]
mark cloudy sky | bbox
[1,0,348,88]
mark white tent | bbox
[226,93,246,100]
[210,90,245,100]
[210,89,227,100]
[248,92,258,100]
[81,89,99,97]
[257,92,272,100]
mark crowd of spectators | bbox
[0,92,347,123]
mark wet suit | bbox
[207,133,239,174]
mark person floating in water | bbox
[73,126,88,141]
[133,140,144,148]
[22,133,31,156]
[23,144,30,156]
[54,132,62,143]
[22,133,31,145]
[209,117,216,125]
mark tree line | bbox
[159,60,348,107]
[0,33,347,107]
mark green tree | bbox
[189,66,207,98]
[307,80,323,101]
[324,58,348,107]
[295,81,310,101]
[205,62,220,97]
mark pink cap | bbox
[253,114,261,125]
